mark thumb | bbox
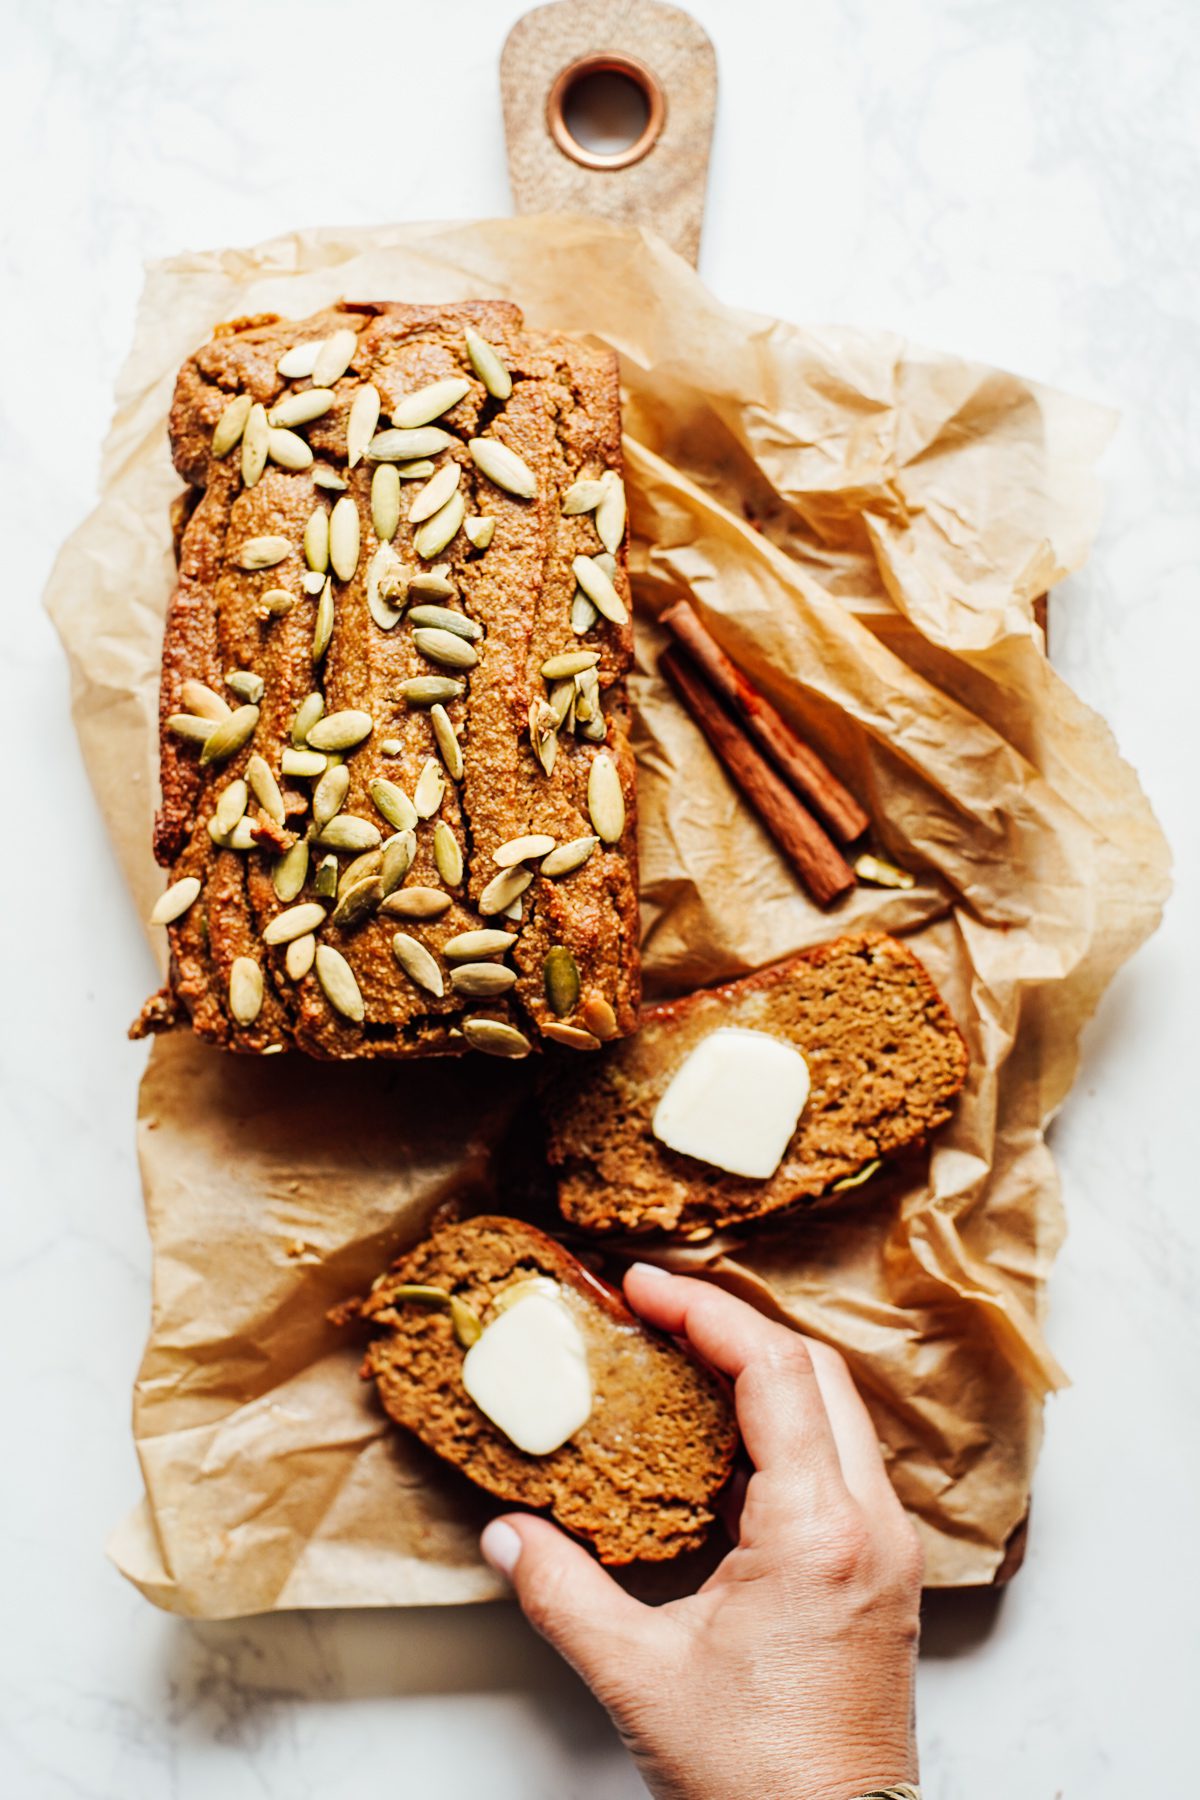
[481,1513,657,1697]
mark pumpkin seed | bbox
[442,929,517,960]
[234,535,291,571]
[304,506,329,572]
[464,327,512,400]
[478,865,533,916]
[167,712,216,745]
[587,752,625,842]
[312,577,334,663]
[285,932,317,980]
[369,777,418,833]
[380,886,451,920]
[413,626,477,670]
[379,830,416,895]
[267,427,313,471]
[396,459,437,479]
[263,901,327,945]
[464,515,494,550]
[338,850,382,897]
[407,605,481,641]
[413,758,444,818]
[573,554,627,625]
[831,1158,884,1192]
[314,854,339,899]
[311,326,358,388]
[212,393,252,458]
[853,853,915,890]
[391,932,444,997]
[367,427,455,462]
[241,403,269,487]
[580,993,618,1040]
[313,762,350,827]
[292,692,325,746]
[433,820,463,886]
[578,712,607,743]
[262,586,299,614]
[450,1296,483,1348]
[408,563,455,597]
[346,383,381,468]
[548,679,575,729]
[301,569,326,595]
[541,1021,600,1050]
[200,704,259,766]
[272,838,310,901]
[543,946,580,1016]
[181,679,231,721]
[280,747,326,778]
[269,388,335,429]
[540,834,598,877]
[371,462,402,542]
[562,477,604,515]
[229,957,264,1025]
[571,590,598,635]
[312,465,347,492]
[462,1018,531,1059]
[400,676,464,706]
[541,650,599,681]
[393,376,470,429]
[221,817,258,851]
[468,436,537,499]
[366,542,409,630]
[308,708,373,752]
[502,895,524,923]
[528,699,558,776]
[226,669,264,705]
[413,489,465,560]
[408,461,461,524]
[331,875,382,929]
[430,704,463,780]
[214,779,249,837]
[246,753,285,824]
[277,340,321,379]
[313,815,381,852]
[596,552,617,577]
[595,470,627,553]
[451,962,517,997]
[315,943,364,1021]
[329,495,360,581]
[380,737,403,756]
[494,834,556,867]
[384,1282,453,1305]
[149,875,202,926]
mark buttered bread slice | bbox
[544,932,969,1235]
[341,1216,737,1565]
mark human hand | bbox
[480,1265,923,1800]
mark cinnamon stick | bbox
[661,601,869,843]
[660,646,856,907]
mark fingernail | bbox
[481,1518,522,1578]
[628,1260,671,1280]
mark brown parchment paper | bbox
[46,216,1170,1617]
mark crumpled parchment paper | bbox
[46,215,1169,1616]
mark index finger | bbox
[624,1263,846,1495]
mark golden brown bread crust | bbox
[544,932,970,1234]
[149,301,639,1059]
[346,1216,738,1564]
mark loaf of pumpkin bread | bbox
[341,1215,738,1564]
[135,301,639,1059]
[544,932,969,1234]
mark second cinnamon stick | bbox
[660,647,856,907]
[661,601,869,844]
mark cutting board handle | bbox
[500,0,718,265]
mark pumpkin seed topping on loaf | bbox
[543,932,969,1235]
[343,1216,738,1565]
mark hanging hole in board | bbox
[547,53,666,171]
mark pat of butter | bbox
[461,1288,592,1456]
[652,1027,811,1180]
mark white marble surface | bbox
[3,1,1197,1794]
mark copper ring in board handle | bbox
[546,52,667,171]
